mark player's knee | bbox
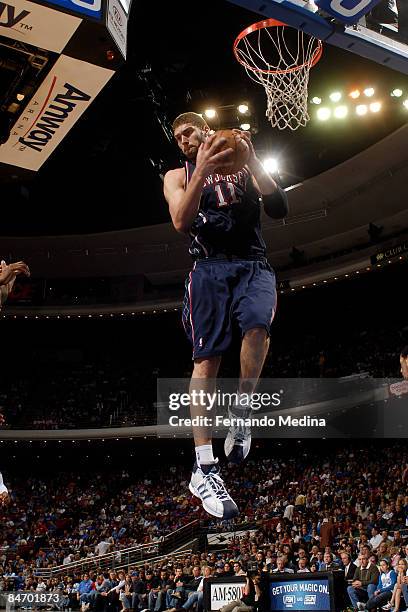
[193,356,221,377]
[243,327,269,342]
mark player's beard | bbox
[185,145,198,161]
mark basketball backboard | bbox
[227,0,408,75]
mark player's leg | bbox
[240,327,270,384]
[225,260,276,464]
[183,262,238,519]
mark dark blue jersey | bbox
[185,162,267,260]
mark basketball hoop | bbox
[233,19,323,131]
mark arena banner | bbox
[35,0,103,20]
[204,577,247,611]
[270,574,332,611]
[0,0,82,52]
[370,241,408,265]
[207,529,257,546]
[314,0,384,25]
[157,377,408,438]
[0,54,114,171]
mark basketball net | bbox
[234,20,323,131]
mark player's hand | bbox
[0,491,9,507]
[0,260,30,286]
[195,133,234,178]
[232,129,256,166]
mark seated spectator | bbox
[347,555,379,610]
[362,558,396,611]
[272,556,294,574]
[297,558,310,573]
[167,565,212,612]
[382,558,408,612]
[219,575,258,612]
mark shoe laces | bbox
[203,467,231,502]
[229,408,251,442]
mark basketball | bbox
[212,129,250,175]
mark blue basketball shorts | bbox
[182,258,277,360]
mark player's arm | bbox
[234,131,289,219]
[164,135,234,234]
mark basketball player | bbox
[163,113,288,519]
[0,259,29,508]
[0,381,7,507]
[400,346,408,379]
[0,259,30,310]
[0,471,9,506]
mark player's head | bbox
[400,345,408,379]
[172,112,210,160]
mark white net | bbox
[234,22,322,131]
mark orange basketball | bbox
[212,129,250,176]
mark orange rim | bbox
[233,18,323,76]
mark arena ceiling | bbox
[1,0,408,237]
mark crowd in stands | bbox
[1,445,408,610]
[0,320,405,430]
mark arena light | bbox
[263,157,279,173]
[349,89,360,99]
[311,96,322,104]
[369,101,382,113]
[391,88,403,97]
[204,109,217,119]
[356,104,368,116]
[240,122,251,130]
[238,103,249,114]
[329,91,342,102]
[333,105,348,119]
[363,87,375,97]
[316,107,331,121]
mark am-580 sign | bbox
[315,0,384,24]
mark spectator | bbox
[272,556,294,574]
[347,556,379,610]
[369,527,382,551]
[383,558,408,612]
[362,558,397,611]
[219,575,258,612]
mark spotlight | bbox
[238,103,249,113]
[403,100,408,110]
[263,157,279,173]
[391,88,403,97]
[204,109,216,119]
[356,104,368,116]
[316,107,331,121]
[363,87,375,97]
[333,105,348,119]
[369,102,381,113]
[329,91,342,102]
[349,89,360,99]
[240,122,251,130]
[311,96,322,104]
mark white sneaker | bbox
[381,604,392,610]
[224,404,252,464]
[189,460,239,519]
[357,603,366,611]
